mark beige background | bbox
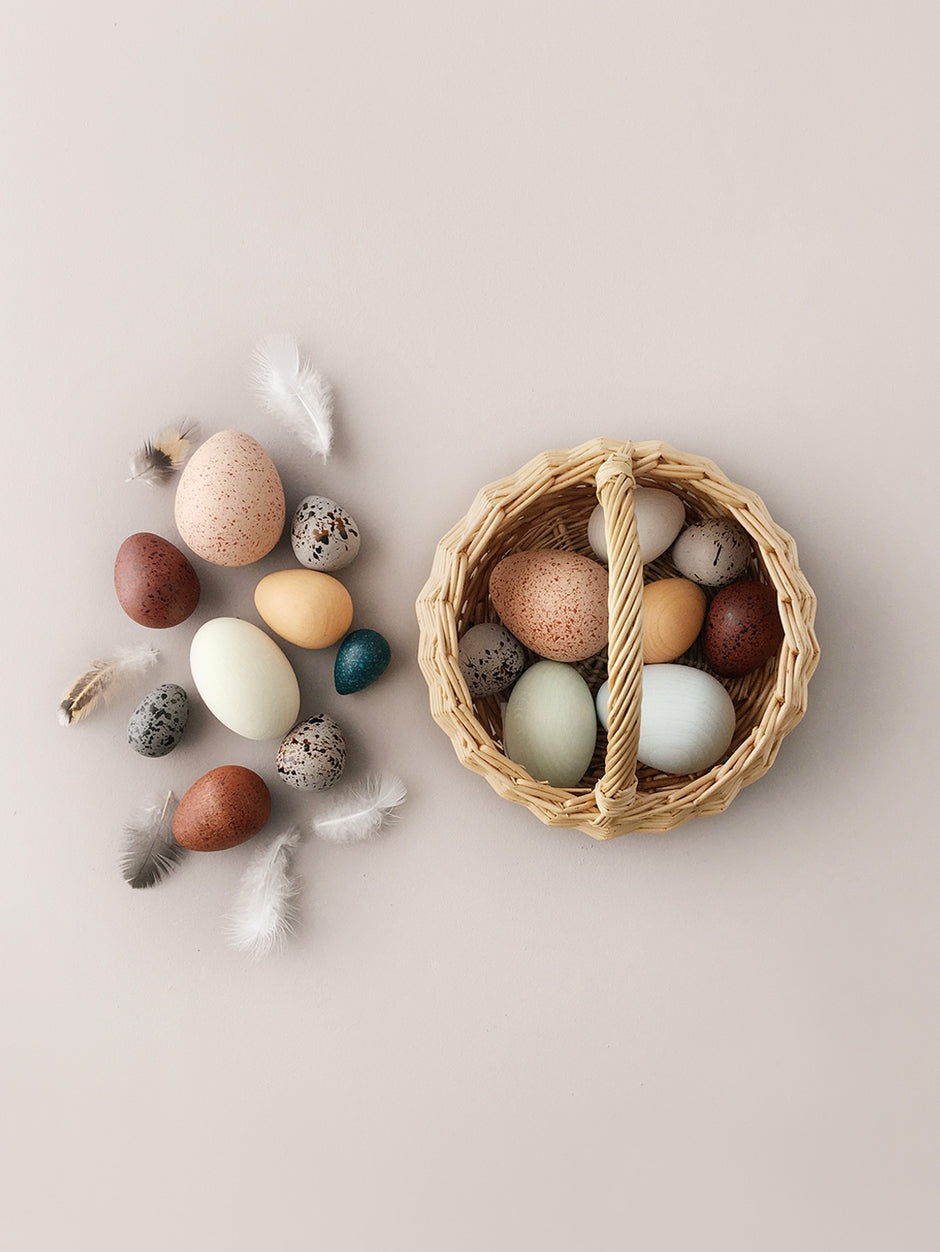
[2,3,938,1249]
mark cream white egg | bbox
[189,617,300,741]
[588,486,686,564]
[637,663,736,775]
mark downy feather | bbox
[58,643,159,725]
[227,826,303,957]
[121,791,186,889]
[252,333,334,459]
[128,421,197,484]
[311,773,407,844]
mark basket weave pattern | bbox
[416,438,819,838]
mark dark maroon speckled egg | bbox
[114,532,200,628]
[703,580,784,677]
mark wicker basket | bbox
[416,438,819,838]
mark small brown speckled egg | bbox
[114,532,200,627]
[489,549,608,662]
[703,580,784,677]
[174,430,285,566]
[671,516,753,587]
[172,765,271,851]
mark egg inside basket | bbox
[416,438,819,838]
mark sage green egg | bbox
[503,660,598,788]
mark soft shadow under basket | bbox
[416,438,819,838]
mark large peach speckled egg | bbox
[489,548,608,662]
[174,430,285,566]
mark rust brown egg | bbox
[114,532,200,628]
[703,580,784,677]
[172,765,271,852]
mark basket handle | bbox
[592,445,643,827]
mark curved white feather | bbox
[311,773,407,844]
[252,333,334,459]
[227,826,303,958]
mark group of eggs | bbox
[113,429,391,852]
[457,486,784,789]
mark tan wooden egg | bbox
[254,569,353,649]
[642,577,707,664]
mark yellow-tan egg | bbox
[254,569,354,649]
[174,430,285,566]
[489,548,608,662]
[642,577,707,664]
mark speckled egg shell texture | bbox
[703,580,784,677]
[114,532,200,627]
[127,683,190,757]
[457,622,526,697]
[291,495,361,572]
[489,548,608,663]
[174,430,285,567]
[670,516,753,587]
[334,629,392,694]
[276,715,347,790]
[172,765,271,851]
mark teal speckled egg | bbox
[334,629,391,694]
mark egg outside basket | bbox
[416,438,819,839]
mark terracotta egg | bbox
[703,580,784,677]
[114,532,200,627]
[642,578,707,664]
[489,549,608,663]
[172,765,271,851]
[174,430,285,566]
[254,569,354,649]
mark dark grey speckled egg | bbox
[670,516,753,587]
[458,622,527,697]
[276,714,347,791]
[127,683,190,757]
[290,495,361,572]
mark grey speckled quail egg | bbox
[127,683,189,757]
[276,714,347,790]
[290,495,361,572]
[458,622,527,697]
[670,516,753,586]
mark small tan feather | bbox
[58,643,159,725]
[128,421,198,485]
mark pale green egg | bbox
[503,660,598,788]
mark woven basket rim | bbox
[416,437,819,838]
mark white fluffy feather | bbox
[311,773,407,844]
[227,826,303,958]
[252,333,334,459]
